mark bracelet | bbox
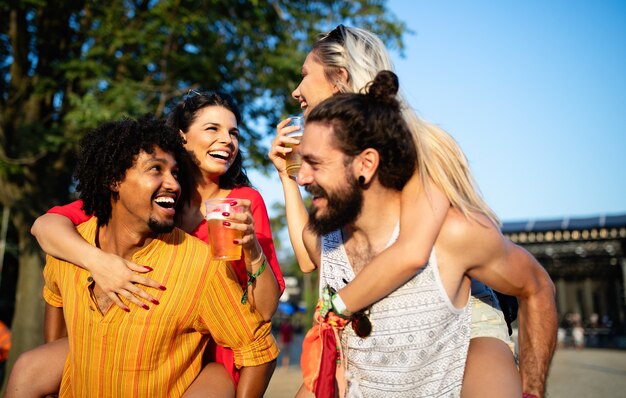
[331,292,353,318]
[241,257,267,304]
[523,393,539,398]
[250,251,264,266]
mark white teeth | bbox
[154,197,175,203]
[209,151,230,158]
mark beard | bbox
[306,172,363,236]
[148,217,176,234]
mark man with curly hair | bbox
[35,115,278,397]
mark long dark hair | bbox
[167,91,251,189]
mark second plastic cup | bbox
[205,198,244,261]
[285,115,304,177]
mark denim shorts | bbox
[470,283,515,353]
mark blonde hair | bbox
[311,25,500,225]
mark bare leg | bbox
[295,383,315,398]
[5,337,69,398]
[182,362,235,398]
[461,337,521,398]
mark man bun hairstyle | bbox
[365,70,398,104]
[307,70,417,191]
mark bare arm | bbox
[236,361,277,398]
[32,213,163,310]
[44,303,66,343]
[338,175,449,312]
[269,118,319,272]
[463,220,557,398]
[229,198,280,320]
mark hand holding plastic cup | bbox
[205,198,244,261]
[285,115,304,177]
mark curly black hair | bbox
[306,70,417,191]
[75,114,190,225]
[167,91,251,189]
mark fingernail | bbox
[230,201,237,206]
[222,212,230,217]
[233,239,240,245]
[144,266,153,271]
[151,299,160,305]
[223,221,231,226]
[124,308,130,313]
[142,304,150,310]
[159,285,167,291]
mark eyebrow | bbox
[301,153,319,164]
[201,122,239,132]
[141,154,176,167]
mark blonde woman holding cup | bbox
[270,25,555,398]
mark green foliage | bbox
[0,1,406,378]
[1,1,405,180]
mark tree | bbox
[0,0,405,387]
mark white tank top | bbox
[319,226,471,397]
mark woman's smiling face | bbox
[183,105,239,178]
[291,52,339,117]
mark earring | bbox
[358,176,366,186]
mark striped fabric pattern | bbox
[43,217,278,397]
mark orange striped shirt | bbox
[43,218,278,397]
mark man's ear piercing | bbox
[358,176,366,185]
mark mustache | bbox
[305,184,326,198]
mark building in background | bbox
[503,213,626,348]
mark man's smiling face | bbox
[114,146,181,234]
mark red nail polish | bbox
[159,285,167,291]
[144,266,153,271]
[230,201,238,206]
[151,299,160,305]
[223,221,231,226]
[124,308,130,313]
[233,239,239,245]
[142,304,150,310]
[222,212,230,217]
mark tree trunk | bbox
[1,226,45,391]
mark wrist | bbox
[241,257,267,305]
[246,245,265,270]
[279,171,298,183]
[81,245,106,273]
[331,292,353,318]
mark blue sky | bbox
[250,0,626,223]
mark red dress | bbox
[47,186,285,385]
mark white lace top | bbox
[319,227,471,397]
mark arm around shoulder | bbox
[338,175,449,312]
[32,213,164,310]
[31,213,99,267]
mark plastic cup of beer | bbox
[205,198,244,261]
[285,115,304,177]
